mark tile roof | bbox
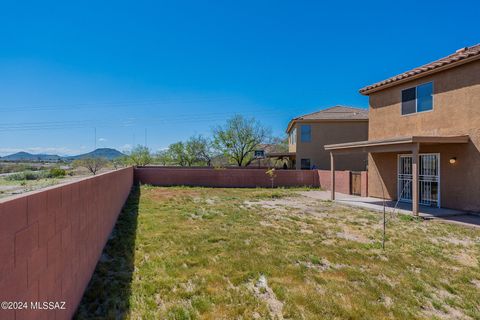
[360,44,480,95]
[286,106,368,132]
[293,106,369,121]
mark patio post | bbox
[412,143,419,216]
[330,152,335,200]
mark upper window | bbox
[300,125,311,142]
[401,82,433,115]
[289,128,297,145]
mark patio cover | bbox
[266,152,296,158]
[324,135,469,215]
[324,135,469,154]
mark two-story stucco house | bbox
[284,106,368,170]
[325,44,480,215]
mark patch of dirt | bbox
[421,301,472,320]
[306,278,326,294]
[259,221,291,232]
[336,227,372,244]
[321,239,336,245]
[300,229,314,234]
[205,198,217,204]
[155,293,165,309]
[377,274,397,288]
[181,279,195,293]
[147,188,201,201]
[297,258,345,271]
[470,279,480,288]
[243,196,332,218]
[380,295,393,307]
[249,275,284,320]
[454,252,478,267]
[431,236,476,246]
[408,265,422,274]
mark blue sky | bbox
[0,0,478,156]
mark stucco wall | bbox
[290,121,368,171]
[367,60,480,211]
[0,167,133,320]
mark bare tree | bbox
[73,158,108,175]
[213,115,270,166]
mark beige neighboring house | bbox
[280,106,368,170]
[325,44,480,214]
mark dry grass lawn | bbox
[75,186,480,319]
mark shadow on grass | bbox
[74,185,140,319]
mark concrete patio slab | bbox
[299,191,480,227]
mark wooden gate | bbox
[351,172,361,196]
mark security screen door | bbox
[398,154,440,207]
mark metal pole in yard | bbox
[383,205,386,250]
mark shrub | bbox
[6,171,41,181]
[48,168,66,178]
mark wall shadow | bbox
[74,184,140,319]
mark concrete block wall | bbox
[134,167,367,196]
[135,167,320,188]
[0,167,133,320]
[316,170,352,195]
[361,171,368,197]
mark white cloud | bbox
[118,144,132,152]
[98,138,107,142]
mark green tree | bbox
[167,142,188,166]
[111,157,125,169]
[125,145,152,166]
[185,135,214,166]
[213,115,270,166]
[154,149,173,166]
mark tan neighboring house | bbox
[280,106,368,170]
[325,44,480,214]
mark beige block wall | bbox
[367,60,480,211]
[292,120,368,170]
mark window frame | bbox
[300,125,312,143]
[401,81,434,116]
[289,127,297,145]
[300,158,311,170]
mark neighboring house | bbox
[283,106,368,170]
[325,44,480,214]
[250,143,289,168]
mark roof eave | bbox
[286,118,368,133]
[324,135,470,151]
[359,54,480,96]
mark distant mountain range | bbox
[0,148,125,162]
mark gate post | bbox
[330,152,335,200]
[412,144,419,216]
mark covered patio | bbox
[301,190,466,218]
[325,135,470,216]
[265,151,296,169]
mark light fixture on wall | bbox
[449,157,457,164]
